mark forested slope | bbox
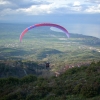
[0,61,100,100]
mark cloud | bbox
[0,0,50,10]
[0,0,52,16]
[85,4,100,13]
[0,3,55,16]
[17,4,54,15]
[66,1,82,13]
[86,0,100,3]
[0,0,70,16]
[0,0,15,10]
[0,0,100,17]
[0,0,10,4]
[73,1,81,7]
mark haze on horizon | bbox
[0,0,100,38]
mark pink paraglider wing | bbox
[20,28,28,42]
[20,23,69,42]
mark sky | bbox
[0,0,100,38]
[0,0,100,23]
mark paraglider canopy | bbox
[19,23,69,42]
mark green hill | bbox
[0,61,100,100]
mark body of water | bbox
[0,23,100,39]
[65,23,100,39]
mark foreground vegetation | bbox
[0,61,100,100]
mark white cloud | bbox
[85,4,100,13]
[18,4,54,15]
[0,0,10,5]
[86,0,100,3]
[0,3,55,16]
[0,0,100,17]
[0,0,69,16]
[73,1,81,6]
[71,1,82,12]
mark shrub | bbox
[81,84,98,98]
[21,75,37,83]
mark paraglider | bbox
[45,62,50,69]
[19,23,69,42]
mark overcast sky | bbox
[0,0,100,23]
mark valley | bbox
[0,23,100,72]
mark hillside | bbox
[0,23,100,71]
[0,61,100,100]
[0,23,100,99]
[0,60,47,78]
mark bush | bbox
[0,77,20,85]
[81,84,98,98]
[20,75,37,83]
[73,83,83,94]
